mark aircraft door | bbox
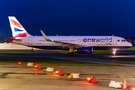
[113,36,117,45]
[28,37,33,45]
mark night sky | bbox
[0,0,135,37]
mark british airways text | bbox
[83,38,112,42]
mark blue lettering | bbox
[83,38,87,42]
[87,38,91,42]
[96,39,100,42]
[83,38,112,42]
[92,38,95,42]
[101,38,104,42]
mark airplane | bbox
[6,16,132,56]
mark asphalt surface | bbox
[0,65,135,90]
[36,49,135,66]
[0,49,135,66]
[0,43,135,90]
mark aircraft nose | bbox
[128,42,132,47]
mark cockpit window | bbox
[121,39,126,42]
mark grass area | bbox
[128,46,135,50]
[52,49,129,54]
[0,50,36,54]
[0,57,119,66]
[52,50,113,54]
[52,50,68,54]
[52,46,135,54]
[93,50,112,54]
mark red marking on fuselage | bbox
[6,33,28,42]
[5,37,15,42]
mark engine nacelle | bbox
[75,47,93,54]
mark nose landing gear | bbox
[112,49,116,57]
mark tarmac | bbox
[0,43,135,90]
[0,65,135,90]
[0,43,32,50]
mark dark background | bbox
[0,0,135,38]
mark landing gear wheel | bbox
[31,48,33,52]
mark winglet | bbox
[40,30,50,41]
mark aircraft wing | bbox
[40,30,87,49]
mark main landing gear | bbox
[31,48,34,52]
[67,48,74,56]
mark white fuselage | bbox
[17,35,132,50]
[8,16,132,51]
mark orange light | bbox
[87,77,91,81]
[120,82,122,84]
[34,65,37,68]
[18,61,22,65]
[87,76,98,83]
[34,64,41,69]
[52,70,65,75]
[132,88,135,90]
[55,71,59,74]
[58,70,65,76]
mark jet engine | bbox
[74,47,93,54]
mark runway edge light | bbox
[34,64,42,69]
[18,61,22,65]
[87,76,98,83]
[52,70,65,76]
